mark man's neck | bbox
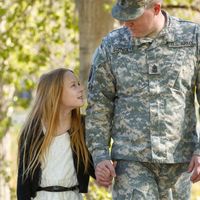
[147,11,166,38]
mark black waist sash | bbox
[37,185,79,192]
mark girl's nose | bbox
[79,84,84,92]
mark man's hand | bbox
[95,160,117,187]
[188,155,200,183]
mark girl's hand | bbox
[95,160,117,187]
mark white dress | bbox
[33,132,82,200]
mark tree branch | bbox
[163,4,200,13]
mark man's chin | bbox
[132,33,144,38]
[129,30,144,38]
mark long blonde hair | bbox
[18,68,89,180]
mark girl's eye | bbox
[71,84,76,87]
[78,82,80,86]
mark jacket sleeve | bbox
[88,151,96,179]
[195,25,200,156]
[86,37,116,167]
[17,145,31,200]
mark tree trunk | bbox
[77,0,114,90]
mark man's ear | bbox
[153,3,161,15]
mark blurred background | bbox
[0,0,199,199]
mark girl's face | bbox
[60,71,84,111]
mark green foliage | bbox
[83,179,112,200]
[0,158,11,183]
[0,117,11,140]
[164,0,192,5]
[0,0,79,139]
[104,0,115,12]
[163,0,200,22]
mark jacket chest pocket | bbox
[163,46,197,91]
[111,53,148,94]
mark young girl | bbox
[17,68,95,200]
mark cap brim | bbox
[112,4,145,21]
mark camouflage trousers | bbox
[112,160,191,200]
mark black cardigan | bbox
[17,130,95,200]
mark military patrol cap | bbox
[112,0,153,21]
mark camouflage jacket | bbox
[86,11,200,166]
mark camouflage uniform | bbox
[86,10,200,200]
[113,161,191,200]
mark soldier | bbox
[86,0,200,199]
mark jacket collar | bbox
[132,10,175,46]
